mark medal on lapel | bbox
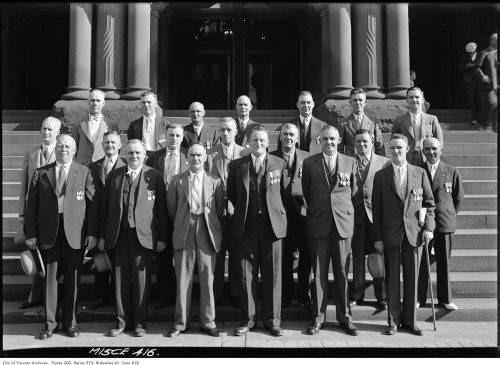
[269,170,281,185]
[205,140,212,149]
[147,189,156,201]
[204,202,211,214]
[298,167,303,178]
[412,188,423,202]
[158,134,166,144]
[444,182,452,193]
[338,172,349,186]
[314,136,320,145]
[76,189,84,201]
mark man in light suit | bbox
[270,123,312,311]
[100,140,168,337]
[181,101,219,150]
[338,88,385,157]
[85,130,126,310]
[25,134,98,340]
[127,91,170,157]
[146,123,189,309]
[234,95,261,148]
[372,133,435,336]
[227,126,287,337]
[302,125,359,336]
[18,116,60,310]
[417,137,464,311]
[71,89,119,166]
[391,87,443,166]
[205,117,249,308]
[277,91,327,154]
[475,33,497,132]
[166,143,224,338]
[350,129,391,309]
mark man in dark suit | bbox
[350,129,391,309]
[475,33,497,132]
[418,137,464,311]
[234,95,261,148]
[338,88,385,157]
[391,87,443,166]
[146,123,189,309]
[18,117,61,310]
[100,140,168,337]
[460,42,481,125]
[71,89,119,166]
[205,117,249,307]
[372,133,435,336]
[25,134,98,340]
[166,143,225,338]
[270,123,312,311]
[181,101,219,150]
[301,125,359,336]
[277,91,327,154]
[85,130,126,310]
[227,126,287,337]
[127,91,170,157]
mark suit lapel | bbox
[80,121,92,142]
[99,160,106,185]
[48,164,58,195]
[359,115,372,131]
[420,113,431,140]
[96,119,108,143]
[116,170,126,218]
[242,156,250,196]
[181,171,191,205]
[316,155,331,190]
[432,162,445,192]
[404,114,414,139]
[347,115,358,135]
[365,153,377,183]
[66,163,78,195]
[31,151,41,168]
[202,171,212,211]
[385,166,400,199]
[158,153,166,173]
[214,146,225,180]
[406,166,416,202]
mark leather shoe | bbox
[64,326,79,338]
[199,326,222,337]
[442,302,458,311]
[19,300,43,310]
[266,326,284,337]
[306,322,324,335]
[107,327,125,337]
[234,323,256,336]
[339,322,359,336]
[385,325,397,335]
[377,300,388,310]
[39,328,55,340]
[400,324,423,336]
[166,328,186,338]
[134,327,146,337]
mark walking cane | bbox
[424,238,437,331]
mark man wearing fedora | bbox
[25,134,99,340]
[85,130,126,310]
[18,116,61,310]
[460,42,481,125]
[99,140,168,337]
[349,129,390,310]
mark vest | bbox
[121,174,140,228]
[247,159,268,219]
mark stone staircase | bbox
[2,109,497,302]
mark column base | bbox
[363,87,386,100]
[121,87,151,100]
[324,86,352,99]
[61,87,91,100]
[385,86,410,99]
[99,89,123,100]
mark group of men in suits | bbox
[21,85,464,340]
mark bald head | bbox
[422,137,442,164]
[41,117,61,145]
[55,134,76,164]
[189,102,205,125]
[236,95,253,120]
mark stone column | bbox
[150,4,165,95]
[325,3,352,99]
[95,3,126,100]
[122,3,151,100]
[386,3,411,99]
[62,3,92,100]
[320,6,330,94]
[353,3,385,99]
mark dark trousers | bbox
[94,271,111,302]
[112,227,153,329]
[479,88,498,129]
[309,223,351,325]
[418,232,454,305]
[214,216,240,301]
[41,215,85,331]
[238,214,282,328]
[385,235,422,328]
[464,80,481,120]
[351,213,385,302]
[154,245,176,303]
[282,227,311,303]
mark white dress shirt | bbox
[392,161,408,186]
[323,152,337,173]
[409,111,422,149]
[427,160,440,181]
[221,143,235,159]
[251,153,266,172]
[237,117,249,131]
[300,115,310,133]
[127,166,142,181]
[142,114,156,151]
[88,114,102,139]
[189,170,204,214]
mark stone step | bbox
[456,211,497,229]
[462,180,497,195]
[441,155,497,167]
[2,183,20,197]
[458,167,497,180]
[2,270,496,302]
[453,229,497,249]
[2,169,21,182]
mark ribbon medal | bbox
[204,202,211,214]
[338,172,349,187]
[444,182,452,194]
[269,170,280,185]
[314,135,320,145]
[158,134,166,144]
[205,140,212,149]
[147,189,156,201]
[412,188,423,202]
[298,167,303,178]
[76,189,84,201]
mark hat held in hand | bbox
[367,252,384,279]
[20,247,45,278]
[93,250,112,272]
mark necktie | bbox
[57,165,67,197]
[146,117,153,134]
[327,157,334,175]
[284,154,293,170]
[105,158,113,177]
[191,174,201,213]
[353,116,360,130]
[361,157,368,168]
[129,169,137,182]
[43,148,49,163]
[430,164,436,180]
[255,158,262,174]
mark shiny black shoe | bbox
[400,324,423,336]
[339,322,359,336]
[385,325,398,335]
[19,300,43,310]
[134,327,146,337]
[39,327,56,340]
[107,327,125,337]
[307,322,324,335]
[266,326,284,337]
[377,300,388,310]
[166,327,188,338]
[64,326,80,338]
[234,322,256,336]
[199,326,222,337]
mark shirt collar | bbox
[427,160,440,170]
[105,155,118,165]
[42,142,56,153]
[323,152,337,161]
[237,117,249,126]
[127,165,142,175]
[282,149,295,157]
[353,113,364,122]
[222,143,234,153]
[392,161,407,172]
[89,114,102,122]
[409,111,422,121]
[167,147,179,155]
[56,161,72,169]
[251,153,266,165]
[189,169,203,180]
[356,151,372,162]
[300,115,311,125]
[143,114,156,120]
